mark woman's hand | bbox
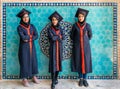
[24,40,28,42]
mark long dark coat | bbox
[48,26,63,73]
[17,24,38,78]
[71,23,92,73]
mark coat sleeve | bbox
[17,26,30,41]
[31,24,38,40]
[86,23,92,40]
[70,24,75,40]
[58,28,65,41]
[48,28,59,41]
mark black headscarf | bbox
[20,17,30,28]
[78,15,86,26]
[51,22,60,30]
[75,8,89,26]
[16,8,31,28]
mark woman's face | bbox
[78,14,85,22]
[52,17,58,26]
[22,14,29,23]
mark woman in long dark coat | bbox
[17,8,39,87]
[71,8,92,87]
[47,11,64,89]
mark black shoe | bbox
[83,79,89,87]
[51,83,55,89]
[55,79,58,85]
[78,79,83,86]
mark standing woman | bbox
[17,8,39,87]
[71,8,92,87]
[48,11,64,89]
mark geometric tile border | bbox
[2,2,118,79]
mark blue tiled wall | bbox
[2,3,117,79]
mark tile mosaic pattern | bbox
[39,21,72,59]
[2,2,117,79]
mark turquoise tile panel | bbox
[2,3,117,79]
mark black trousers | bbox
[51,71,59,83]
